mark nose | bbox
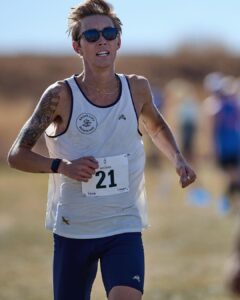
[98,33,107,45]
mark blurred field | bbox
[1,51,240,299]
[0,160,239,300]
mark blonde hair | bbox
[67,0,122,41]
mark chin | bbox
[95,60,113,69]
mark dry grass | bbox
[0,160,238,300]
[0,100,34,161]
[1,52,240,299]
[1,50,240,101]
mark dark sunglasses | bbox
[79,27,118,43]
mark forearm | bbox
[8,146,54,173]
[149,120,197,188]
[150,123,182,165]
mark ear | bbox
[72,40,83,56]
[117,36,121,50]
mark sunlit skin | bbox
[72,15,121,95]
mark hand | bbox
[175,154,196,188]
[58,156,99,182]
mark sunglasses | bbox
[79,27,119,43]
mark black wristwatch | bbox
[51,158,62,173]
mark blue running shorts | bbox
[53,232,144,300]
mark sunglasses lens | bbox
[83,29,100,42]
[102,27,118,40]
[81,27,118,43]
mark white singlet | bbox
[45,74,148,238]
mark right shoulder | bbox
[39,80,72,116]
[37,81,71,119]
[41,80,69,101]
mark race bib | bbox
[82,154,129,197]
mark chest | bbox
[72,99,137,139]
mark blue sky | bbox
[1,0,240,55]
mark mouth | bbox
[96,51,110,57]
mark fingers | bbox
[84,156,99,169]
[76,157,99,181]
[81,161,98,176]
[62,156,99,182]
[179,167,197,188]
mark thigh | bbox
[53,234,98,300]
[108,286,142,300]
[100,233,144,298]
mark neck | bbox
[82,66,116,85]
[79,67,119,94]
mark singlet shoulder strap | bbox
[117,73,142,136]
[64,75,82,96]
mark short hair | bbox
[67,0,122,42]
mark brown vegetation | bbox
[1,48,240,102]
[1,48,240,162]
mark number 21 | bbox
[96,170,117,189]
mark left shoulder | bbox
[124,74,152,111]
[125,74,151,93]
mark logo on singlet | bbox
[76,113,98,134]
[118,114,126,120]
[62,216,70,225]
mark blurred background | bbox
[1,1,240,299]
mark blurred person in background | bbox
[234,77,240,104]
[203,73,240,207]
[164,79,199,164]
[178,92,199,163]
[204,72,240,296]
[145,84,165,167]
[151,85,165,112]
[7,0,196,299]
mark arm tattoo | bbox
[15,87,61,149]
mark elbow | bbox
[7,146,31,171]
[150,126,163,141]
[7,146,21,169]
[7,149,16,168]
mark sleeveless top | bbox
[44,74,148,239]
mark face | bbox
[73,15,121,70]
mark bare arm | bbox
[136,77,196,187]
[7,83,63,173]
[140,94,181,165]
[8,82,99,180]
